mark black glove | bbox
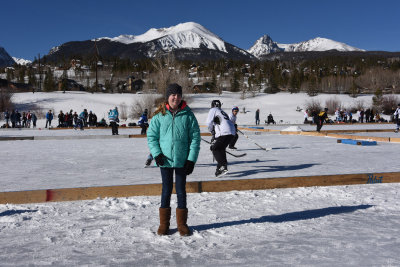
[213,116,220,124]
[210,143,216,151]
[154,154,165,167]
[211,130,216,143]
[184,160,195,175]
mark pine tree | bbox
[230,71,240,92]
[27,68,36,87]
[18,67,26,83]
[43,68,55,92]
[307,75,319,96]
[289,69,300,94]
[349,79,359,98]
[372,88,383,112]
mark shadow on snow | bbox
[192,205,373,232]
[0,209,38,217]
[227,163,319,177]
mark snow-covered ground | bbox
[1,91,400,266]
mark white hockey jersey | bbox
[394,108,400,118]
[206,107,236,137]
[229,112,237,125]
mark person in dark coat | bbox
[10,110,16,128]
[255,109,260,125]
[31,112,37,128]
[4,110,10,127]
[138,109,149,135]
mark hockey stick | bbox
[237,129,271,151]
[201,138,247,158]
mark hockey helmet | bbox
[211,100,222,108]
[232,106,239,112]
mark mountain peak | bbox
[278,37,365,52]
[247,35,365,57]
[94,22,227,54]
[247,35,283,58]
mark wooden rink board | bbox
[1,172,399,204]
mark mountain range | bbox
[0,46,15,67]
[0,22,382,66]
[248,35,365,58]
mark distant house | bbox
[126,76,144,92]
[57,78,85,91]
[0,78,32,92]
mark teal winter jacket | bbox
[147,102,201,168]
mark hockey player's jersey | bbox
[394,108,400,119]
[229,113,237,125]
[206,107,236,137]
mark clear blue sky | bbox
[2,0,399,61]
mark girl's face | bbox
[168,94,182,110]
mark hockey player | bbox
[228,106,239,150]
[138,109,149,135]
[108,107,119,135]
[316,108,329,132]
[394,103,400,133]
[206,100,236,177]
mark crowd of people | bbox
[2,109,38,128]
[1,108,106,129]
[54,109,99,128]
[303,108,389,125]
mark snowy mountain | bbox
[46,22,254,61]
[248,36,365,58]
[247,35,283,58]
[278,37,365,52]
[96,22,228,56]
[0,46,15,67]
[12,57,32,66]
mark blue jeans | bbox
[160,167,187,209]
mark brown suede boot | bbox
[176,208,190,236]
[157,207,171,235]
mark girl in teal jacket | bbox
[147,83,200,236]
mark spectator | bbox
[4,110,10,127]
[26,111,32,128]
[45,110,53,128]
[255,109,260,125]
[266,113,276,125]
[22,112,27,128]
[31,112,37,128]
[58,111,64,127]
[10,110,16,128]
[108,107,119,135]
[304,109,309,124]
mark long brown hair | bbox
[153,101,167,116]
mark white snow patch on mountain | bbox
[248,35,283,58]
[12,57,32,65]
[278,37,365,52]
[96,22,227,53]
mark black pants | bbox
[229,133,238,148]
[140,124,147,135]
[212,135,234,168]
[316,119,324,132]
[110,121,118,135]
